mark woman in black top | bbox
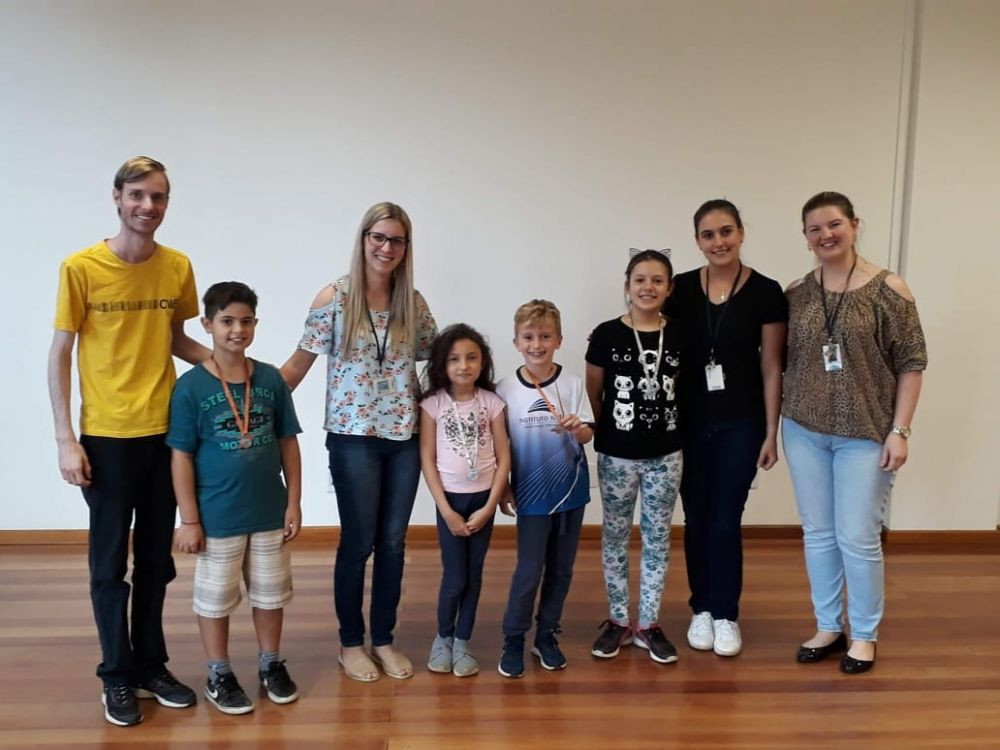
[665,199,787,657]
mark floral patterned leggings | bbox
[597,451,683,628]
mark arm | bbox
[279,435,303,541]
[881,371,923,471]
[47,329,91,487]
[757,321,787,470]
[171,449,204,554]
[419,409,469,536]
[281,349,318,391]
[585,363,604,426]
[467,413,511,533]
[282,285,335,389]
[170,321,212,365]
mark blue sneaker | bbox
[532,630,567,670]
[498,635,525,678]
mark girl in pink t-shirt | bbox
[419,324,510,677]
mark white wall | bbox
[0,0,994,530]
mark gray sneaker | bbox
[427,634,453,673]
[452,638,479,677]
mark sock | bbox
[207,659,232,679]
[258,650,280,672]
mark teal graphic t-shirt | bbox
[167,360,301,538]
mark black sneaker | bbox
[102,684,142,727]
[591,620,634,658]
[531,630,567,670]
[259,660,299,704]
[497,635,525,678]
[133,670,197,708]
[635,625,679,664]
[204,671,254,715]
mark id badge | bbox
[705,363,725,391]
[822,343,843,372]
[374,376,396,396]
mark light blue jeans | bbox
[782,418,894,642]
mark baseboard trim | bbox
[2,525,997,549]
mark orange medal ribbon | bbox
[523,366,564,423]
[211,357,253,449]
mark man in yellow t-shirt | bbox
[47,157,210,727]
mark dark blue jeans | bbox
[681,417,765,622]
[326,432,420,647]
[81,434,177,686]
[501,506,585,638]
[436,490,494,640]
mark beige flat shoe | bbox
[370,646,414,680]
[338,647,380,682]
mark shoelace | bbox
[108,684,133,703]
[716,621,738,639]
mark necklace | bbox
[628,312,664,401]
[447,390,481,481]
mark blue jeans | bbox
[436,490,495,640]
[681,418,765,622]
[782,418,893,642]
[326,433,420,647]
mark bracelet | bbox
[180,519,200,525]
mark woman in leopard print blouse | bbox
[782,191,927,675]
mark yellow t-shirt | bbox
[53,241,200,437]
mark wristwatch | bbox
[891,425,912,439]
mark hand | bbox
[559,413,584,435]
[284,505,302,542]
[757,436,779,471]
[880,432,908,471]
[444,510,471,537]
[466,507,494,534]
[58,438,92,488]
[499,491,517,517]
[174,523,204,554]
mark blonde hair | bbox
[513,299,562,337]
[114,156,169,193]
[340,202,417,358]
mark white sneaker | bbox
[713,619,742,656]
[687,612,714,651]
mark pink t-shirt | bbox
[420,389,506,493]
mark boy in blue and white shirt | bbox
[495,299,594,678]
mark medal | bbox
[210,356,253,449]
[524,366,567,433]
[448,391,481,480]
[629,313,664,402]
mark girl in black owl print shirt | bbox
[584,250,684,665]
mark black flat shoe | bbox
[796,632,847,663]
[840,644,876,674]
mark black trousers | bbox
[681,417,765,622]
[81,434,177,686]
[501,505,585,638]
[435,490,494,640]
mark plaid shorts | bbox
[193,528,293,618]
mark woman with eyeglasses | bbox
[282,202,437,682]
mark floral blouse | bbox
[297,276,437,440]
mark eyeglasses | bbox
[365,231,409,251]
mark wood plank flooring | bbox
[1,538,998,749]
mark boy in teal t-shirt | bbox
[167,281,302,715]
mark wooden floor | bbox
[1,538,999,749]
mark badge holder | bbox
[705,362,725,391]
[822,343,843,372]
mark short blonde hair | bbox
[513,299,562,337]
[114,156,169,193]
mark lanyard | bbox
[819,257,856,342]
[703,261,742,365]
[210,356,252,446]
[628,313,664,374]
[524,366,564,419]
[366,309,391,372]
[447,391,480,471]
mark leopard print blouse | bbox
[782,269,927,443]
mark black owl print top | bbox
[585,317,683,459]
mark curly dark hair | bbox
[423,323,496,397]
